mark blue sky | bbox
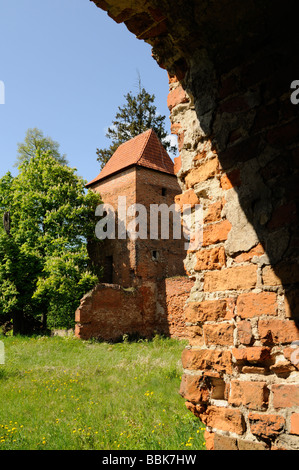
[0,0,175,184]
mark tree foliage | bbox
[0,150,101,334]
[15,128,68,167]
[96,79,177,169]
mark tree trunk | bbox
[13,310,25,335]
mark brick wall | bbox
[87,167,137,287]
[89,166,185,286]
[91,0,299,449]
[158,276,194,339]
[170,53,299,450]
[75,276,192,341]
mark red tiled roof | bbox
[86,129,175,187]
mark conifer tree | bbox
[96,78,176,169]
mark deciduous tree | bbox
[0,151,101,334]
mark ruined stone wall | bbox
[91,0,299,449]
[158,276,194,340]
[169,61,299,450]
[75,277,192,341]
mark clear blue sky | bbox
[0,0,175,184]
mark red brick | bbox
[181,348,233,375]
[237,439,269,450]
[290,413,299,435]
[213,434,238,450]
[284,290,299,319]
[148,6,167,22]
[184,299,228,323]
[167,85,189,111]
[178,131,185,151]
[248,413,285,438]
[267,118,299,147]
[234,243,265,263]
[185,325,204,346]
[220,135,260,169]
[272,384,299,409]
[236,292,277,318]
[204,199,224,223]
[204,430,215,450]
[232,346,271,363]
[173,155,181,174]
[179,374,210,404]
[108,7,134,23]
[185,158,219,189]
[202,406,245,435]
[219,94,257,114]
[258,319,299,344]
[174,189,199,210]
[267,201,297,230]
[219,73,239,100]
[195,246,226,271]
[252,102,279,131]
[228,380,269,410]
[203,322,234,346]
[262,264,299,286]
[237,320,253,345]
[246,346,271,363]
[204,265,257,292]
[220,169,241,190]
[202,220,232,246]
[260,156,289,182]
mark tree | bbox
[15,128,68,167]
[96,78,177,169]
[0,151,101,334]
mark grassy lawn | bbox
[0,334,206,450]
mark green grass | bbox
[0,334,206,450]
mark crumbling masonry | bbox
[91,0,299,450]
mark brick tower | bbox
[86,129,185,288]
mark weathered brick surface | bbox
[228,380,269,410]
[272,384,299,409]
[202,220,231,246]
[181,348,233,375]
[179,374,210,404]
[185,158,219,189]
[204,265,257,291]
[195,246,226,271]
[167,85,189,111]
[91,0,299,449]
[203,322,234,346]
[184,299,228,323]
[248,413,285,439]
[258,319,299,344]
[236,292,277,318]
[202,406,245,435]
[290,413,299,436]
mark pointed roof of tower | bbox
[86,129,175,187]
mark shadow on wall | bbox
[183,35,299,330]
